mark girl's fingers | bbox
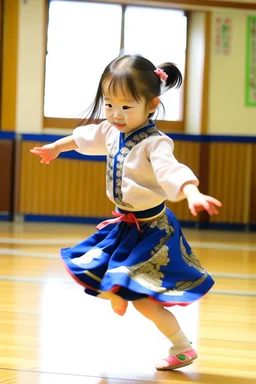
[30,147,45,151]
[205,196,222,207]
[31,147,52,164]
[30,149,44,155]
[189,197,222,216]
[197,196,222,215]
[210,204,219,215]
[201,200,210,212]
[189,203,197,216]
[40,157,50,164]
[203,202,220,215]
[30,147,43,151]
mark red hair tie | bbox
[154,68,168,82]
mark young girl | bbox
[31,54,222,371]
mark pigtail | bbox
[157,62,182,91]
[76,78,104,127]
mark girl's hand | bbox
[187,193,222,216]
[30,143,60,164]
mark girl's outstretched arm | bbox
[181,182,222,217]
[30,135,78,164]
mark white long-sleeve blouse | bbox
[73,120,199,211]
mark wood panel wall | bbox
[250,144,256,225]
[18,138,256,227]
[0,140,15,214]
[19,142,114,218]
[208,142,252,224]
[166,140,200,222]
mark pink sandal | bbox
[155,349,198,371]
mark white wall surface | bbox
[208,11,256,135]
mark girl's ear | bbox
[148,97,160,113]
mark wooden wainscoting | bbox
[0,138,15,215]
[208,142,253,224]
[166,140,200,222]
[18,138,255,227]
[20,140,201,223]
[250,143,256,225]
[19,141,114,217]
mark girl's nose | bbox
[113,110,123,120]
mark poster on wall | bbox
[245,16,256,106]
[215,16,232,55]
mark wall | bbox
[2,0,256,229]
[0,135,15,218]
[209,10,256,134]
[13,0,256,135]
[19,134,256,229]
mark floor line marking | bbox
[0,237,80,245]
[0,276,255,297]
[0,237,256,251]
[0,250,256,279]
[0,249,59,258]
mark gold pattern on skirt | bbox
[174,273,208,291]
[127,246,170,289]
[180,236,206,273]
[108,214,209,296]
[108,214,175,292]
[149,214,173,232]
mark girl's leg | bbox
[132,298,196,369]
[98,291,128,316]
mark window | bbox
[44,1,122,118]
[124,6,186,121]
[44,1,187,125]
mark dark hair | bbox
[79,54,182,126]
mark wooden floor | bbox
[0,221,255,384]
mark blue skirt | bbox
[61,203,214,306]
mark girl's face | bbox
[103,83,158,134]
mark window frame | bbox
[43,0,188,132]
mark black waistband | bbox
[116,202,165,219]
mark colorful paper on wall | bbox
[246,16,256,106]
[215,16,232,55]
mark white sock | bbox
[167,329,192,355]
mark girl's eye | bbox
[105,104,112,108]
[122,106,131,110]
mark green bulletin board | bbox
[246,16,256,106]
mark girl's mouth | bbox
[115,123,125,128]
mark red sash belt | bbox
[97,211,141,231]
